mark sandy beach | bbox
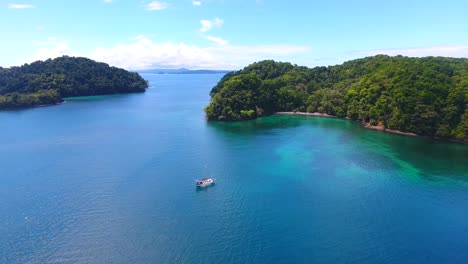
[275,112,337,118]
[274,112,420,137]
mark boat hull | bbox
[196,179,215,188]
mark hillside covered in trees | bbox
[0,56,148,109]
[205,55,468,142]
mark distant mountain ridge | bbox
[138,68,232,74]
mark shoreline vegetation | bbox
[205,55,468,144]
[0,56,148,110]
[276,111,418,137]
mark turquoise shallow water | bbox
[1,74,468,263]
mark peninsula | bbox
[0,56,148,110]
[205,55,468,142]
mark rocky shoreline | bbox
[361,122,418,136]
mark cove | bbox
[1,73,467,264]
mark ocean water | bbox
[1,74,468,264]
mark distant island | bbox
[205,55,468,142]
[138,68,231,75]
[0,56,148,110]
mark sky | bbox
[1,0,468,70]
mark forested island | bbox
[205,55,468,142]
[0,56,148,109]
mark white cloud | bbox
[104,0,112,3]
[146,1,168,10]
[200,18,223,32]
[200,20,212,32]
[28,35,311,70]
[204,35,229,46]
[353,46,468,58]
[31,37,75,62]
[8,3,35,9]
[193,1,201,6]
[89,35,311,70]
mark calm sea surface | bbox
[1,74,468,263]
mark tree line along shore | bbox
[205,55,468,143]
[0,56,148,110]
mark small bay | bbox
[1,74,467,263]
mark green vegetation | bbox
[205,55,468,142]
[0,56,148,109]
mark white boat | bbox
[196,177,215,188]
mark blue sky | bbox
[1,0,468,70]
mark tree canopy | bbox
[205,55,468,142]
[0,56,148,109]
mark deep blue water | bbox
[1,74,468,263]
